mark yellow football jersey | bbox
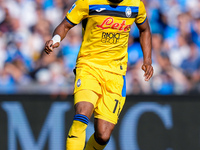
[66,0,147,75]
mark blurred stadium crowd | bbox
[0,0,200,95]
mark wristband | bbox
[52,34,61,45]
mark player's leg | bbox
[84,94,124,150]
[85,118,115,150]
[66,90,99,150]
[85,71,126,150]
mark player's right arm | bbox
[44,0,88,55]
[44,19,74,55]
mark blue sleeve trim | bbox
[65,16,77,26]
[136,17,147,25]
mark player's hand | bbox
[44,40,60,55]
[141,63,154,81]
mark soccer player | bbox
[44,0,153,149]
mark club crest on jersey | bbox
[125,7,132,18]
[77,79,81,87]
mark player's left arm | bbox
[137,19,154,81]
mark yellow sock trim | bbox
[85,134,107,150]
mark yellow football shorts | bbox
[73,64,126,124]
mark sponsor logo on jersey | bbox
[68,135,78,138]
[96,8,106,12]
[101,32,120,44]
[97,17,131,32]
[125,7,132,18]
[93,146,98,150]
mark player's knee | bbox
[94,132,110,145]
[75,102,94,118]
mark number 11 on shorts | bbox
[113,99,121,116]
